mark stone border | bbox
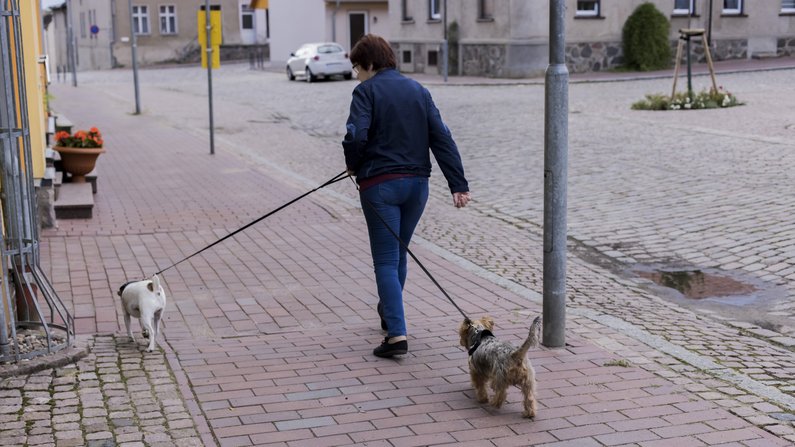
[0,337,90,379]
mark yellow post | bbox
[197,9,222,69]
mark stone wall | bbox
[566,42,623,73]
[564,38,749,74]
[778,37,795,57]
[461,44,507,77]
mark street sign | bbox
[198,9,221,69]
[90,25,99,35]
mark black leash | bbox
[150,171,348,276]
[348,175,470,322]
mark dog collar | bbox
[468,329,494,356]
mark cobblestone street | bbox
[3,60,795,446]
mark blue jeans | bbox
[360,177,429,337]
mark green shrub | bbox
[631,88,742,111]
[622,3,672,71]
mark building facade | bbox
[268,0,388,64]
[389,0,795,77]
[45,0,270,71]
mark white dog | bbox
[117,275,167,352]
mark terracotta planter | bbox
[53,146,104,183]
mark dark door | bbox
[349,13,365,48]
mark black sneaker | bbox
[373,337,408,358]
[377,302,387,331]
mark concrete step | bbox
[54,183,94,219]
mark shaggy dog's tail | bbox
[512,316,542,360]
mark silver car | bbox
[286,42,353,82]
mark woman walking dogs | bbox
[342,34,471,358]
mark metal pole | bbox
[442,0,448,82]
[686,36,693,98]
[205,0,215,155]
[66,0,77,86]
[128,0,141,114]
[707,0,714,46]
[543,0,568,348]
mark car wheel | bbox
[306,66,316,83]
[286,66,295,81]
[344,72,352,80]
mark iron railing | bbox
[0,0,74,363]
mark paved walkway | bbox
[1,59,795,446]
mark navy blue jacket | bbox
[342,69,469,193]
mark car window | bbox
[318,45,343,54]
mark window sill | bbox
[780,11,795,16]
[671,13,700,18]
[476,17,494,23]
[721,12,747,17]
[574,14,605,20]
[401,19,415,24]
[427,19,441,24]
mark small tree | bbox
[622,3,671,71]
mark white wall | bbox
[269,0,326,64]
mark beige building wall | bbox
[270,0,387,65]
[389,0,795,78]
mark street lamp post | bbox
[442,0,448,82]
[205,0,215,155]
[128,0,141,114]
[543,0,569,348]
[66,0,77,86]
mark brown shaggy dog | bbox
[459,315,541,418]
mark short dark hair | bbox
[350,34,396,71]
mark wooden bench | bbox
[54,183,94,219]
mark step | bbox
[751,52,779,60]
[66,168,97,194]
[54,183,94,219]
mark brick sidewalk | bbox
[8,82,792,446]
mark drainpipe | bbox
[332,0,341,43]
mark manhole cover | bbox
[635,268,756,299]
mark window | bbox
[723,0,743,14]
[241,4,253,30]
[673,0,695,15]
[783,0,795,12]
[427,50,438,66]
[80,12,86,38]
[478,0,493,20]
[576,0,599,17]
[402,50,412,64]
[159,5,177,34]
[401,0,412,21]
[132,5,150,34]
[429,0,440,20]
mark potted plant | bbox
[52,127,105,183]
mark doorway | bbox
[349,12,367,48]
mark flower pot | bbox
[53,146,104,183]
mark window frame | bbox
[132,5,150,35]
[722,0,743,15]
[478,0,493,20]
[429,0,441,21]
[673,0,696,16]
[240,4,254,31]
[159,4,178,35]
[575,0,600,18]
[782,0,795,13]
[401,0,413,21]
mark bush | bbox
[623,3,671,71]
[631,88,741,111]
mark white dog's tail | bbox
[512,316,542,360]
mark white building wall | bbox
[269,0,326,64]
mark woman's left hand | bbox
[453,192,471,208]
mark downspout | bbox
[331,0,340,43]
[110,0,116,67]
